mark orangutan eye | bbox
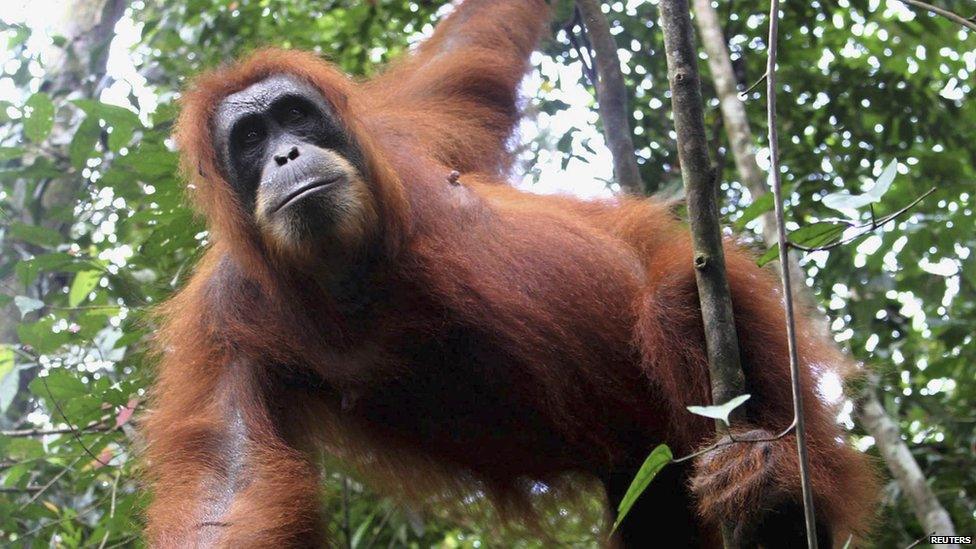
[234,120,266,149]
[287,107,305,122]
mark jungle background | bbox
[0,0,973,547]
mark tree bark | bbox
[859,387,959,546]
[690,2,958,541]
[576,0,644,194]
[43,0,127,99]
[658,4,746,546]
[658,0,745,421]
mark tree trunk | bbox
[576,0,644,194]
[658,4,747,545]
[859,387,959,546]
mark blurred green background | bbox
[0,0,973,546]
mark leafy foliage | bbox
[609,444,672,533]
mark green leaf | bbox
[872,160,899,198]
[15,252,78,286]
[757,244,782,268]
[687,394,751,426]
[13,296,44,318]
[8,222,62,247]
[23,92,55,142]
[791,222,848,249]
[0,346,13,382]
[29,369,87,402]
[758,222,847,267]
[72,99,140,127]
[611,444,673,533]
[117,145,178,178]
[822,160,898,215]
[17,318,71,354]
[68,116,101,169]
[0,346,16,413]
[0,369,17,415]
[735,192,774,230]
[69,270,103,307]
[72,99,141,152]
[5,438,43,461]
[0,146,24,161]
[6,25,30,49]
[0,156,61,183]
[108,120,136,151]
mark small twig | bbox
[565,7,598,86]
[904,531,936,549]
[342,475,352,549]
[673,419,797,463]
[19,487,112,537]
[738,71,768,99]
[766,0,819,546]
[97,470,121,549]
[363,506,397,549]
[103,536,139,549]
[19,455,81,509]
[898,0,976,32]
[13,344,41,361]
[1,420,113,437]
[0,486,44,493]
[41,376,112,467]
[789,187,936,252]
[46,304,122,311]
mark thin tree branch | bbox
[97,471,122,549]
[658,3,749,544]
[659,0,746,423]
[41,376,112,467]
[898,0,976,32]
[564,8,598,85]
[342,475,353,549]
[1,420,113,438]
[905,532,938,549]
[14,344,115,466]
[102,535,139,549]
[19,455,82,510]
[19,483,114,536]
[673,419,797,463]
[789,188,936,253]
[765,1,818,546]
[576,0,645,194]
[738,71,768,99]
[0,486,44,493]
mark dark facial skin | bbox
[212,75,370,247]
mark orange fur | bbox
[143,1,877,547]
